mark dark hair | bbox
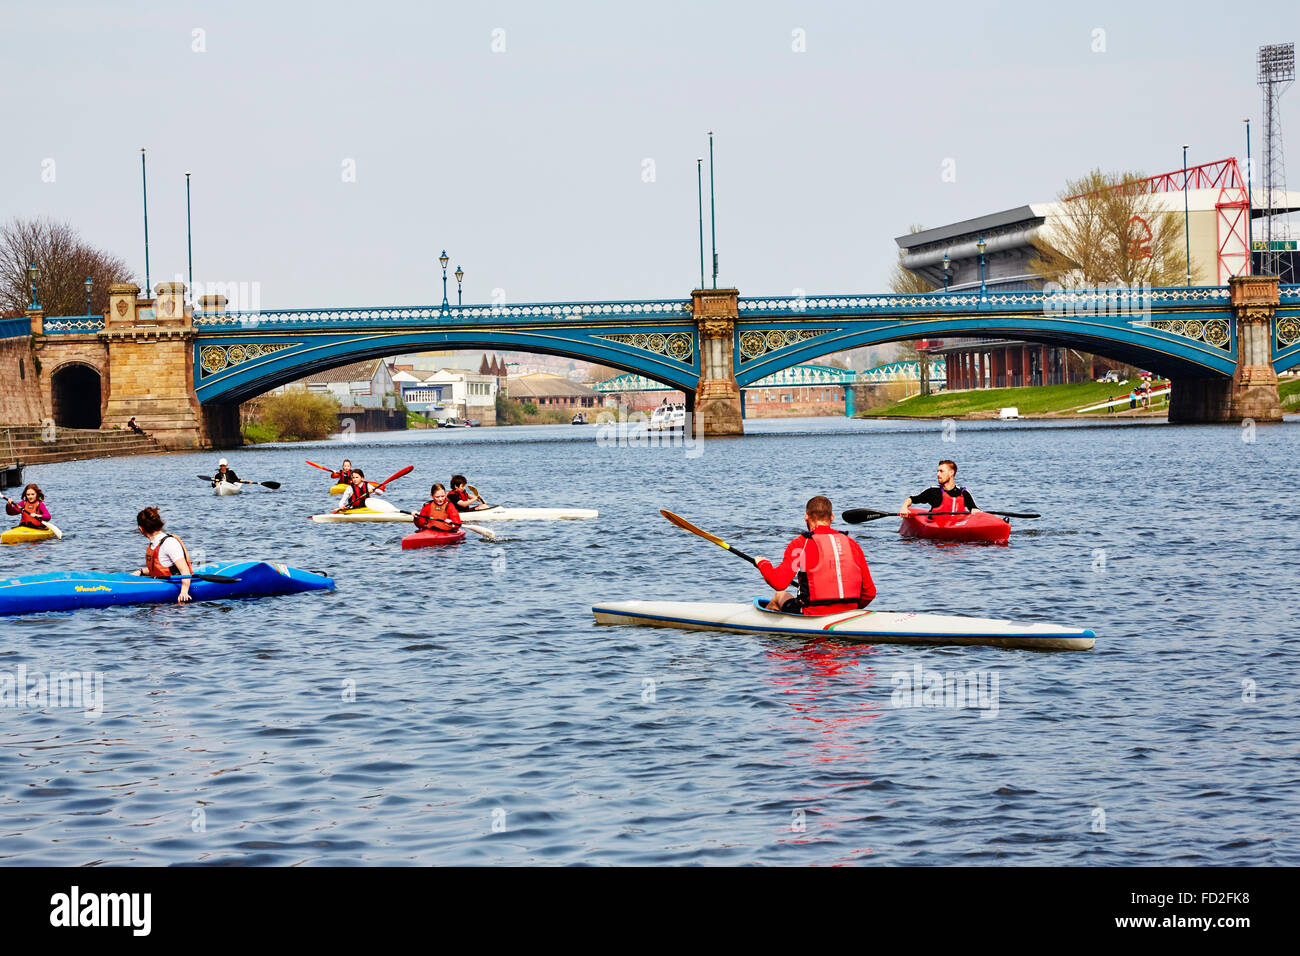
[939,459,957,474]
[450,474,467,488]
[342,459,352,467]
[805,495,832,521]
[351,469,365,479]
[431,482,446,495]
[22,483,43,501]
[137,507,165,533]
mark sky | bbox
[2,0,1295,310]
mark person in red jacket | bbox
[414,483,462,532]
[756,495,876,615]
[4,484,51,529]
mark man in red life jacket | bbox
[899,459,980,516]
[757,495,876,615]
[414,483,461,531]
[334,469,379,512]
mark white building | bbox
[421,369,498,423]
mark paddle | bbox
[397,510,496,540]
[843,507,1040,523]
[373,465,413,490]
[170,572,242,583]
[659,509,757,566]
[198,475,281,490]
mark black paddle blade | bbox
[173,573,242,584]
[987,510,1040,519]
[259,481,282,490]
[197,475,213,481]
[842,509,895,524]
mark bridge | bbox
[11,275,1297,446]
[594,359,946,393]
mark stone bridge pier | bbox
[691,288,744,436]
[1170,275,1284,423]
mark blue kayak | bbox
[0,561,334,616]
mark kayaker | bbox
[757,495,876,614]
[414,483,462,532]
[448,475,489,511]
[334,469,380,512]
[899,460,980,516]
[212,458,240,487]
[330,459,355,484]
[4,484,51,529]
[132,506,193,603]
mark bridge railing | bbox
[0,317,30,339]
[196,298,694,330]
[41,316,106,334]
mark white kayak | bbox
[310,498,405,522]
[455,505,598,521]
[592,598,1095,652]
[214,481,243,496]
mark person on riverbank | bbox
[899,460,980,516]
[212,458,240,488]
[4,484,51,529]
[127,416,148,436]
[414,483,462,532]
[132,506,193,603]
[334,469,380,512]
[448,475,489,511]
[757,495,875,615]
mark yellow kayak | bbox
[330,483,348,495]
[2,526,57,545]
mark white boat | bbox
[213,481,242,496]
[649,403,685,431]
[451,505,598,521]
[592,598,1095,652]
[998,407,1019,420]
[311,499,598,523]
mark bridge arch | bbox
[50,361,104,429]
[193,330,699,405]
[732,315,1237,388]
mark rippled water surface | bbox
[1,416,1297,865]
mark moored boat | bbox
[592,597,1094,651]
[0,562,334,616]
[898,508,1010,545]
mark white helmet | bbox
[218,458,228,466]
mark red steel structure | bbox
[1068,159,1250,284]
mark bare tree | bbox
[1030,169,1189,287]
[888,224,934,364]
[0,217,134,318]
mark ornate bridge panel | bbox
[1274,285,1300,373]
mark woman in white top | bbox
[134,506,194,603]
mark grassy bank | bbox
[861,380,1165,418]
[240,422,281,444]
[1280,376,1300,409]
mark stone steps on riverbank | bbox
[0,426,168,466]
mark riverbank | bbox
[1,424,167,466]
[859,380,1174,419]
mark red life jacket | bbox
[333,467,353,483]
[144,533,191,579]
[796,530,865,611]
[343,483,370,510]
[17,501,46,529]
[934,486,967,513]
[416,499,459,532]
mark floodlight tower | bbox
[1257,42,1294,278]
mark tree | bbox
[1030,169,1190,287]
[888,224,934,365]
[258,391,340,441]
[0,217,134,318]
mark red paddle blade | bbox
[375,465,413,489]
[306,460,333,473]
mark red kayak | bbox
[401,529,467,550]
[898,508,1010,545]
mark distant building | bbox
[422,368,498,423]
[506,372,600,410]
[289,359,396,408]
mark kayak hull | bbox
[401,529,467,549]
[312,503,408,523]
[899,509,1009,544]
[329,483,348,495]
[214,481,242,496]
[1,526,57,545]
[592,598,1094,652]
[452,505,598,521]
[0,562,334,616]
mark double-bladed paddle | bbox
[98,569,242,583]
[842,507,1040,523]
[660,509,757,566]
[198,475,282,490]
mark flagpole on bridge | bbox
[708,131,718,288]
[185,171,193,302]
[697,158,705,289]
[141,148,151,296]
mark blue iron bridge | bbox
[594,359,947,393]
[35,284,1300,404]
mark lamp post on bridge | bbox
[439,249,450,311]
[455,265,464,305]
[1244,119,1254,271]
[85,277,93,316]
[28,263,38,310]
[942,253,951,292]
[976,237,987,298]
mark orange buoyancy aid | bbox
[416,499,459,532]
[797,530,866,609]
[17,501,46,528]
[144,533,192,579]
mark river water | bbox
[1,416,1297,865]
